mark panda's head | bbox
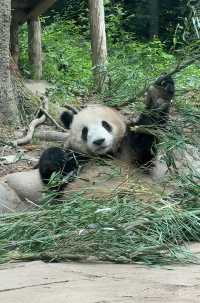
[61,105,126,155]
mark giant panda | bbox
[38,74,175,183]
[0,75,174,213]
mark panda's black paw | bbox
[38,147,89,186]
[154,74,175,98]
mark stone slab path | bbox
[1,261,200,303]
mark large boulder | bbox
[0,169,43,214]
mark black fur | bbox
[138,74,174,126]
[81,126,88,142]
[60,111,74,129]
[154,74,174,100]
[39,147,88,185]
[126,75,175,166]
[125,131,157,166]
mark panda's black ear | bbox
[60,111,74,129]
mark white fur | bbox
[67,105,126,154]
[87,120,113,154]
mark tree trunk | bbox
[88,0,107,92]
[149,0,159,39]
[28,17,42,80]
[10,17,19,64]
[0,0,19,126]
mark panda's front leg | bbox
[125,75,174,167]
[38,147,89,188]
[124,127,157,167]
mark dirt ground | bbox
[1,257,200,303]
[0,139,169,208]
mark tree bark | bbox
[0,0,19,126]
[149,0,159,39]
[28,17,42,80]
[10,17,19,64]
[88,0,107,92]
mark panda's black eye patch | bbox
[82,127,88,141]
[102,121,112,132]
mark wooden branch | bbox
[13,91,70,146]
[13,121,69,146]
[129,125,159,136]
[39,108,66,132]
[89,0,107,92]
[34,130,69,142]
[13,96,48,146]
[28,17,42,80]
[13,114,46,146]
[163,55,200,79]
[117,55,200,109]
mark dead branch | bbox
[39,107,66,132]
[34,130,70,142]
[117,55,200,109]
[129,125,159,136]
[13,114,46,146]
[13,96,48,146]
[165,55,200,78]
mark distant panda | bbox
[39,75,175,184]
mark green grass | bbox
[19,20,92,104]
[0,173,199,265]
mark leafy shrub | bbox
[42,20,92,103]
[104,39,175,106]
[19,20,92,104]
[19,19,200,108]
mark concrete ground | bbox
[1,261,200,303]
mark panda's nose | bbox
[93,138,105,146]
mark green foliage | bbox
[19,18,200,112]
[173,0,200,48]
[18,24,29,77]
[0,173,199,265]
[19,20,92,104]
[105,3,132,44]
[104,39,175,106]
[48,0,187,46]
[42,20,92,103]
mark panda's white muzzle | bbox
[87,124,113,154]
